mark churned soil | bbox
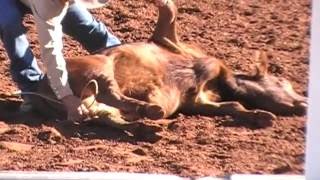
[0,0,310,178]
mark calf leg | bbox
[150,0,183,53]
[146,87,181,118]
[96,75,165,121]
[80,84,163,134]
[183,91,276,127]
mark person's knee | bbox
[63,3,120,52]
[64,2,93,24]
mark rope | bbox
[1,79,98,111]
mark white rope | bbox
[1,79,98,108]
[19,92,63,104]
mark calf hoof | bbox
[251,110,276,127]
[294,101,307,116]
[237,110,276,128]
[145,104,165,120]
[136,104,165,120]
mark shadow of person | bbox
[0,96,45,126]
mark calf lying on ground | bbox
[30,0,307,133]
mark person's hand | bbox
[59,0,69,5]
[61,95,89,122]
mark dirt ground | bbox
[0,0,311,178]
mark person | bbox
[0,0,121,122]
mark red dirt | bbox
[0,0,310,178]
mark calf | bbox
[31,0,307,132]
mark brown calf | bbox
[31,0,307,132]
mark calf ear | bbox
[254,51,268,78]
[81,79,99,99]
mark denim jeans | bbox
[0,0,121,92]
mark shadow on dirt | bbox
[217,117,273,130]
[0,96,272,144]
[0,97,162,143]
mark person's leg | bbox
[62,2,121,54]
[0,0,43,93]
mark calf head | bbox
[223,52,307,116]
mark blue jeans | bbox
[0,0,121,92]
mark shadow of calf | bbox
[0,97,162,143]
